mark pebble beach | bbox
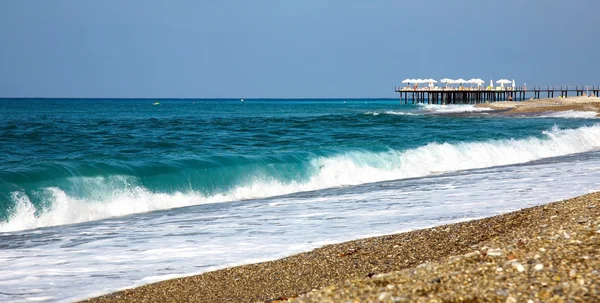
[82,192,600,303]
[476,96,600,115]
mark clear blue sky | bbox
[1,0,598,98]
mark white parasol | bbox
[496,79,511,88]
[440,78,454,88]
[467,79,485,88]
[425,79,437,88]
[402,79,412,84]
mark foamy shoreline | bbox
[82,192,600,303]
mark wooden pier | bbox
[394,86,600,104]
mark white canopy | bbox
[401,79,412,84]
[455,78,467,84]
[467,78,485,84]
[496,79,511,84]
[426,79,438,83]
[440,78,454,83]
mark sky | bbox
[0,0,599,98]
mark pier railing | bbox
[394,85,600,104]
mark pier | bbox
[394,86,600,104]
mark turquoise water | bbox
[0,98,598,226]
[2,98,600,302]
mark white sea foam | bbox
[384,111,418,116]
[535,110,598,119]
[2,148,600,303]
[418,104,493,113]
[364,111,418,116]
[2,124,600,232]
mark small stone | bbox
[539,247,547,252]
[378,292,390,300]
[562,231,571,239]
[569,269,577,278]
[534,263,544,271]
[506,296,517,303]
[550,215,558,219]
[373,273,392,279]
[512,262,525,272]
[496,267,504,272]
[464,251,480,258]
[487,248,503,257]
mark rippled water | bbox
[1,99,599,302]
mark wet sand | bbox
[475,96,600,116]
[82,192,600,303]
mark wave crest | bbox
[2,124,600,232]
[418,104,493,113]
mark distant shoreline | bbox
[0,97,400,101]
[475,96,600,116]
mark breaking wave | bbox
[2,124,600,232]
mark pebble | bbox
[487,248,503,257]
[512,262,525,272]
[569,269,577,278]
[534,263,544,271]
[378,292,390,300]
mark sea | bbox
[1,98,600,302]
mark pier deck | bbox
[394,86,600,104]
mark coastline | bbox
[474,96,600,116]
[82,192,600,303]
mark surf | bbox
[1,123,600,232]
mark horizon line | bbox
[0,97,399,100]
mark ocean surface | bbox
[1,98,600,302]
